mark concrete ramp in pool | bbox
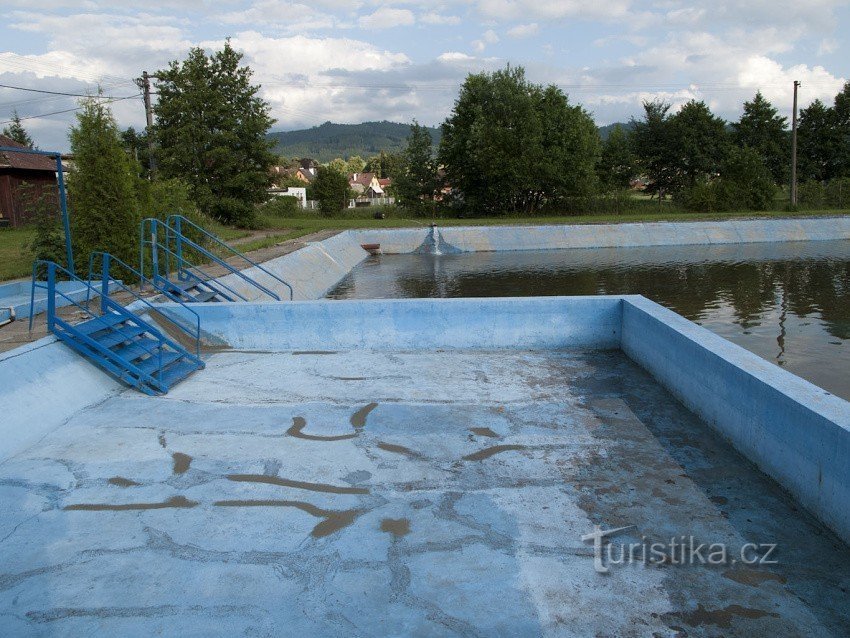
[1,294,849,635]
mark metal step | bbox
[156,359,201,389]
[135,350,184,376]
[111,337,161,362]
[75,313,128,335]
[95,324,148,349]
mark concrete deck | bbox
[2,347,848,636]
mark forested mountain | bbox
[267,121,441,161]
[269,120,640,159]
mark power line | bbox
[0,82,129,99]
[0,93,142,126]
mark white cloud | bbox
[475,0,632,21]
[506,23,538,38]
[358,7,415,30]
[419,12,462,26]
[472,28,499,52]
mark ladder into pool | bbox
[31,254,204,395]
[140,215,293,303]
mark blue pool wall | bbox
[206,216,850,301]
[621,296,850,545]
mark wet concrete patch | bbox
[469,427,500,438]
[376,442,423,459]
[172,453,191,474]
[64,496,198,511]
[287,416,356,441]
[213,500,360,538]
[462,444,526,461]
[350,402,378,429]
[380,518,410,537]
[107,477,139,487]
[664,604,780,629]
[226,474,369,495]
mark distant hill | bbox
[598,122,634,141]
[268,120,638,160]
[267,121,441,162]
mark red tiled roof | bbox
[0,135,57,171]
[349,172,376,186]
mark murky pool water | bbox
[327,240,850,401]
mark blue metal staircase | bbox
[33,256,204,395]
[140,215,293,302]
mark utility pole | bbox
[135,71,157,177]
[791,80,800,207]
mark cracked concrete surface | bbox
[1,349,849,636]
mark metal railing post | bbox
[101,253,111,314]
[46,262,56,332]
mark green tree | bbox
[715,146,776,210]
[597,124,634,191]
[346,155,366,175]
[630,100,678,199]
[121,127,150,178]
[832,81,850,178]
[154,40,276,227]
[731,92,788,184]
[68,97,140,265]
[439,65,599,214]
[312,166,351,214]
[395,121,439,210]
[798,99,833,182]
[2,111,36,148]
[670,100,729,188]
[365,151,404,179]
[328,157,348,174]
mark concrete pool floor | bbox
[1,348,849,636]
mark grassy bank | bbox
[253,208,850,242]
[1,207,847,282]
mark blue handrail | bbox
[87,252,203,359]
[31,261,174,386]
[145,239,248,302]
[141,217,284,301]
[168,215,294,301]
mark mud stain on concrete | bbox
[380,518,411,537]
[376,442,423,459]
[64,496,198,511]
[107,477,139,487]
[463,444,526,461]
[214,499,359,538]
[469,427,500,438]
[172,452,192,474]
[350,402,379,429]
[287,416,356,441]
[665,604,779,629]
[226,473,369,494]
[722,569,787,587]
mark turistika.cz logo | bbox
[581,525,778,574]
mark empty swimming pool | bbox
[328,239,850,401]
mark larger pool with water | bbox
[328,239,850,401]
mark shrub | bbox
[797,180,826,208]
[259,196,300,217]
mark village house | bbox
[349,172,392,199]
[0,135,59,228]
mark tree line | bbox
[17,48,850,271]
[393,67,850,216]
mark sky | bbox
[1,0,848,152]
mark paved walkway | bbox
[0,229,340,354]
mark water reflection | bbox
[328,240,850,400]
